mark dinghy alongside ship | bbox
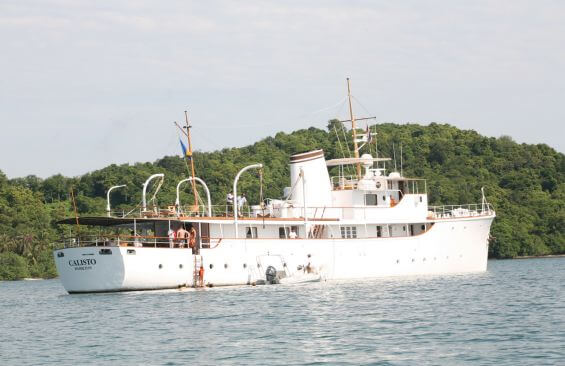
[53,80,495,294]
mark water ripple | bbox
[1,258,564,365]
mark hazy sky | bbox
[1,0,564,178]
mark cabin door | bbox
[199,223,210,248]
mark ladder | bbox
[309,207,326,238]
[193,255,203,288]
[310,225,325,238]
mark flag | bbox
[179,139,187,156]
[366,124,373,144]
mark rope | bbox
[283,174,302,202]
[340,123,356,176]
[259,169,265,228]
[333,124,347,161]
[149,176,164,207]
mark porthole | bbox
[243,263,247,268]
[158,264,163,269]
[419,196,423,202]
[421,225,425,230]
[224,263,228,269]
[411,258,415,262]
[209,264,214,269]
[396,259,400,264]
[283,263,287,268]
[57,252,64,258]
[179,264,183,269]
[376,182,381,189]
[257,263,260,268]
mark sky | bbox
[1,0,564,178]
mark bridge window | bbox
[365,194,378,206]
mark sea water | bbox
[1,257,564,365]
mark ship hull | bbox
[54,216,493,293]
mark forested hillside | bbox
[1,122,563,279]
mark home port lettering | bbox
[68,259,96,270]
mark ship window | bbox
[245,227,258,239]
[376,226,382,238]
[376,182,381,189]
[340,226,357,239]
[279,226,299,238]
[421,225,425,230]
[365,194,378,206]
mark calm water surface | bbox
[1,258,564,365]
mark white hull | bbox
[54,216,493,293]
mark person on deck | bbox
[176,226,188,248]
[237,193,247,217]
[167,228,176,248]
[189,226,197,248]
[226,192,234,216]
[189,226,199,254]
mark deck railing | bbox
[106,201,494,221]
[57,235,174,249]
[427,203,494,219]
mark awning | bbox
[56,216,184,227]
[326,157,391,167]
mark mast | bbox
[184,110,199,211]
[347,78,362,178]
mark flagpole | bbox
[184,111,199,213]
[347,78,362,179]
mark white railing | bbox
[106,201,493,221]
[427,203,494,219]
[331,175,358,190]
[56,235,173,249]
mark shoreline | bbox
[512,254,565,260]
